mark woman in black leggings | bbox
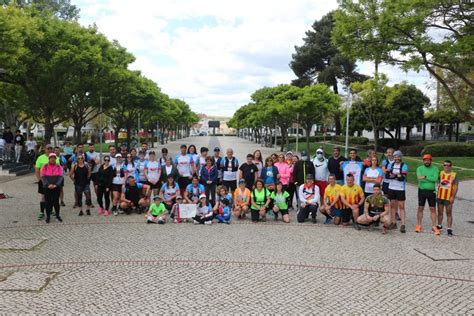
[96,155,114,217]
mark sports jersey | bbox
[145,160,160,183]
[313,158,329,181]
[234,187,251,206]
[135,159,148,182]
[324,184,344,209]
[161,183,180,200]
[251,188,270,210]
[417,165,439,191]
[25,140,37,152]
[185,183,205,201]
[298,183,320,205]
[124,162,137,180]
[35,154,59,169]
[365,194,389,215]
[381,158,394,184]
[363,167,383,193]
[196,203,213,216]
[270,191,290,210]
[197,155,207,177]
[387,162,408,191]
[87,151,100,173]
[437,171,458,200]
[341,161,363,186]
[149,202,166,217]
[340,184,364,206]
[221,157,239,181]
[112,162,125,185]
[175,154,194,177]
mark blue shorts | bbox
[330,207,343,218]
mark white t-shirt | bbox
[313,158,329,181]
[87,151,100,173]
[364,167,383,193]
[175,154,193,177]
[136,159,148,182]
[146,160,160,182]
[25,140,37,152]
[112,163,125,185]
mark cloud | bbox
[75,0,433,116]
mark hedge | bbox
[332,135,369,145]
[399,144,426,157]
[276,135,369,146]
[422,143,474,157]
[377,138,417,149]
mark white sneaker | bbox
[204,221,212,225]
[113,210,118,216]
[193,220,199,224]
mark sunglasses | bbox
[104,159,110,162]
[78,157,84,160]
[443,164,452,167]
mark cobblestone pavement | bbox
[0,136,473,314]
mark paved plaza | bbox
[0,136,473,314]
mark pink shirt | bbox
[41,163,63,177]
[274,162,291,186]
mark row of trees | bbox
[0,1,198,146]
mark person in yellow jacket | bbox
[436,160,459,237]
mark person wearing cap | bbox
[185,175,205,203]
[120,175,151,214]
[146,195,166,224]
[196,147,209,177]
[110,153,126,216]
[40,152,64,223]
[220,148,239,193]
[312,148,329,200]
[340,173,365,229]
[160,174,181,212]
[387,150,409,233]
[199,156,218,203]
[436,160,459,236]
[70,153,93,216]
[193,194,213,224]
[174,144,196,192]
[233,179,251,219]
[416,154,440,234]
[212,147,223,185]
[297,174,320,223]
[35,144,59,220]
[293,151,315,207]
[328,147,347,185]
[239,153,259,190]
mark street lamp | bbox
[99,96,109,161]
[345,92,352,157]
[296,113,300,154]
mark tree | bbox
[333,0,474,121]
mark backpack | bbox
[387,162,406,181]
[223,157,238,172]
[252,188,267,205]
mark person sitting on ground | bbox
[120,176,151,214]
[215,198,231,224]
[146,195,166,224]
[233,179,251,219]
[170,195,185,223]
[193,194,213,225]
[320,174,344,225]
[160,174,180,213]
[184,175,205,204]
[250,179,271,223]
[271,182,290,223]
[297,174,320,223]
[356,184,391,234]
[213,185,233,216]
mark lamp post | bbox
[296,113,300,154]
[345,92,352,157]
[99,96,109,161]
[137,113,141,148]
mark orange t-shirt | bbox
[234,187,251,206]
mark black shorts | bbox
[90,173,99,184]
[418,189,436,207]
[368,207,384,218]
[111,184,123,192]
[148,181,161,190]
[341,208,352,223]
[222,180,237,192]
[279,209,289,215]
[37,180,44,194]
[382,182,390,195]
[388,189,406,201]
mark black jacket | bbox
[293,160,315,186]
[97,165,114,188]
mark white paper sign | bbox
[177,204,197,218]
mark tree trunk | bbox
[114,128,120,147]
[126,125,131,149]
[405,127,410,141]
[373,128,379,151]
[422,122,426,141]
[305,124,311,155]
[383,128,395,139]
[448,123,453,142]
[73,124,82,144]
[43,119,55,146]
[334,112,342,135]
[455,122,460,142]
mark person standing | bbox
[25,134,37,168]
[387,151,408,233]
[275,154,291,192]
[96,156,114,216]
[341,149,364,186]
[327,147,347,185]
[158,148,169,166]
[212,147,223,185]
[436,160,459,236]
[40,153,64,223]
[2,126,14,161]
[199,157,218,203]
[175,144,195,192]
[297,174,320,223]
[111,154,125,216]
[416,154,440,234]
[362,157,383,198]
[381,148,395,195]
[135,151,149,185]
[239,154,259,190]
[196,147,209,177]
[145,151,161,196]
[35,144,58,220]
[70,154,92,216]
[312,148,329,200]
[14,129,24,163]
[220,148,239,193]
[253,150,264,178]
[86,143,100,197]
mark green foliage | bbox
[331,135,369,145]
[422,143,474,157]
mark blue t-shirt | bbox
[185,183,205,201]
[161,182,180,200]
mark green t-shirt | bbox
[35,154,59,169]
[149,202,165,216]
[270,191,290,210]
[416,165,439,191]
[365,194,389,208]
[251,188,270,210]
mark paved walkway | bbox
[0,136,473,314]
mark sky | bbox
[75,0,435,117]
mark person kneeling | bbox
[271,182,290,223]
[297,174,320,223]
[146,195,167,224]
[250,179,271,222]
[215,198,231,224]
[320,174,343,225]
[120,176,150,214]
[233,179,251,219]
[356,184,391,234]
[194,194,213,225]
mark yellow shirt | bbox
[340,184,364,206]
[437,171,458,200]
[324,184,344,209]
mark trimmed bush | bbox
[332,135,369,145]
[422,143,474,157]
[399,144,425,157]
[377,138,416,149]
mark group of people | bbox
[1,127,37,164]
[33,141,459,236]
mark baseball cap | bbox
[316,148,324,154]
[48,153,57,158]
[180,144,187,149]
[115,153,122,158]
[422,154,433,160]
[153,195,162,201]
[301,151,308,157]
[176,195,183,200]
[214,147,220,152]
[393,150,402,157]
[306,174,314,180]
[199,194,206,200]
[239,179,246,184]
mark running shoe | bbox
[113,210,118,216]
[204,221,212,225]
[324,217,333,225]
[193,220,199,224]
[432,226,440,236]
[98,207,104,215]
[400,224,406,233]
[353,222,361,230]
[158,219,165,224]
[86,209,91,216]
[415,225,422,233]
[447,229,453,237]
[312,217,317,224]
[104,210,110,217]
[78,210,84,216]
[60,201,66,207]
[382,224,388,234]
[56,216,63,223]
[38,212,44,220]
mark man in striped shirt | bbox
[436,160,459,237]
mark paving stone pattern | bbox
[0,136,473,313]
